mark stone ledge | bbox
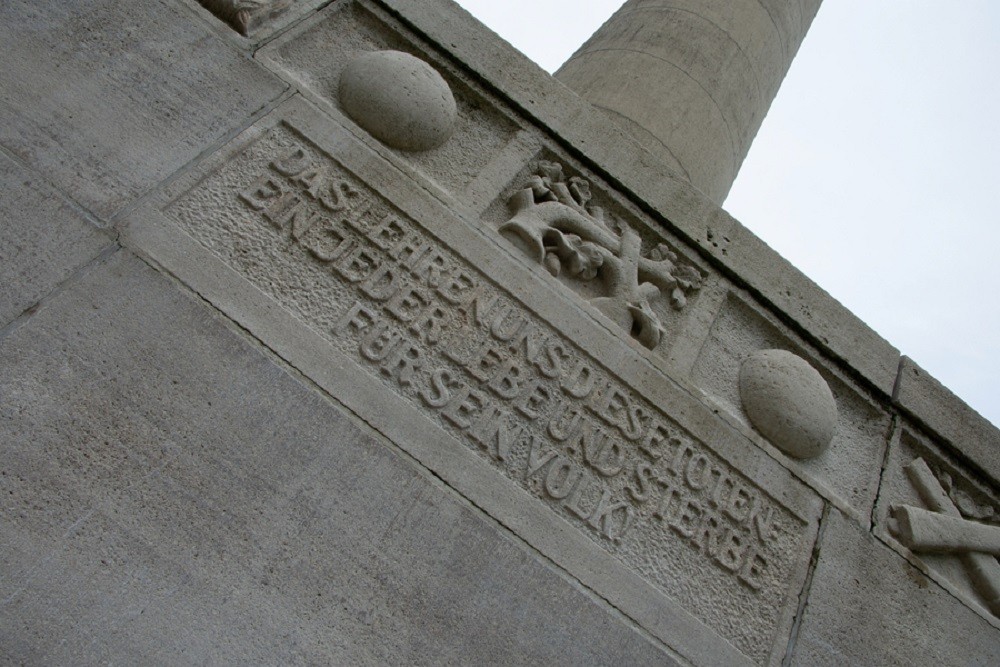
[894,356,1000,484]
[374,0,901,398]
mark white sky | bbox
[454,0,1000,427]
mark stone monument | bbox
[1,0,997,664]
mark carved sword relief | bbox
[890,457,1000,616]
[500,161,702,350]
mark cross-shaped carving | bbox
[889,457,1000,616]
[893,505,1000,555]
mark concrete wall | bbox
[2,1,997,664]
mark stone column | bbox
[555,0,822,204]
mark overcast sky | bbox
[454,0,1000,427]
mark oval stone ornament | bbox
[739,349,837,459]
[339,50,457,152]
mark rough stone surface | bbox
[0,250,673,665]
[339,50,457,151]
[697,206,902,397]
[183,0,327,45]
[895,356,1000,484]
[0,0,285,219]
[790,509,1000,666]
[0,153,112,327]
[739,349,838,459]
[691,292,890,523]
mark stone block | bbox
[0,154,112,327]
[789,509,999,665]
[0,250,673,665]
[0,0,286,220]
[691,290,892,525]
[895,356,1000,484]
[121,95,824,665]
[4,1,993,664]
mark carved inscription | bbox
[237,143,781,583]
[165,124,810,661]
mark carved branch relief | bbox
[500,161,701,350]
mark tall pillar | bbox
[556,0,822,203]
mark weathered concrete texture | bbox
[895,356,1000,485]
[4,0,998,664]
[790,509,1000,666]
[257,1,520,195]
[692,292,890,524]
[0,0,285,220]
[0,250,674,665]
[0,153,112,327]
[196,0,292,37]
[556,0,823,203]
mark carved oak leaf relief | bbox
[197,0,290,36]
[500,161,702,350]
